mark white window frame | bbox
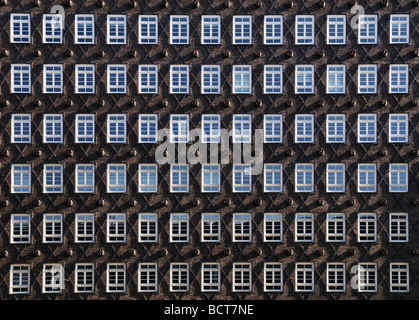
[358,15,378,44]
[170,164,189,192]
[358,114,377,143]
[233,114,252,143]
[170,65,189,94]
[326,163,345,193]
[264,263,283,292]
[11,64,31,94]
[388,113,408,143]
[107,15,126,44]
[75,64,95,94]
[42,264,64,293]
[232,263,252,292]
[138,114,158,143]
[390,263,409,293]
[264,15,283,45]
[326,114,346,143]
[43,164,63,193]
[42,14,63,44]
[106,263,126,293]
[264,213,282,242]
[170,15,189,44]
[43,64,63,94]
[201,263,221,292]
[201,164,220,193]
[202,114,221,143]
[107,213,126,243]
[358,164,377,193]
[295,213,314,242]
[326,263,346,292]
[138,213,158,243]
[75,213,95,243]
[232,65,252,94]
[138,15,158,44]
[138,164,158,193]
[74,14,95,44]
[201,213,220,242]
[295,65,314,94]
[358,263,377,292]
[327,15,346,45]
[75,114,95,143]
[264,115,282,143]
[11,114,31,143]
[233,164,252,193]
[389,163,408,193]
[389,213,408,243]
[10,214,31,244]
[107,65,126,94]
[264,65,283,94]
[358,213,377,242]
[233,213,252,242]
[11,164,31,194]
[358,65,377,94]
[201,65,221,94]
[389,64,408,94]
[264,164,283,192]
[9,264,30,294]
[170,114,189,143]
[10,13,31,43]
[74,263,95,293]
[107,164,126,193]
[295,163,314,192]
[201,15,221,44]
[107,114,126,143]
[75,164,95,193]
[233,15,252,44]
[389,14,409,44]
[43,114,63,143]
[326,213,345,242]
[170,263,189,292]
[295,114,314,143]
[43,214,63,243]
[138,263,158,292]
[295,263,314,292]
[170,213,189,243]
[295,15,315,45]
[138,65,158,94]
[326,65,346,94]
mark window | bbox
[358,263,377,292]
[43,164,63,193]
[138,213,158,242]
[295,263,314,292]
[170,115,189,143]
[202,164,220,192]
[10,214,31,244]
[327,15,346,44]
[295,114,314,143]
[170,164,189,192]
[74,14,95,44]
[202,114,221,143]
[75,164,95,193]
[358,114,377,143]
[358,15,377,44]
[326,263,346,292]
[107,164,126,193]
[264,115,282,143]
[75,263,94,293]
[233,164,251,193]
[43,14,63,43]
[43,214,63,243]
[75,114,95,143]
[201,16,220,44]
[233,16,252,44]
[233,263,252,292]
[389,64,408,93]
[170,213,189,242]
[107,65,126,94]
[295,65,314,94]
[264,16,283,45]
[264,164,283,192]
[264,263,283,292]
[170,65,189,94]
[233,114,252,143]
[201,66,221,94]
[11,164,31,194]
[233,213,252,242]
[326,213,345,242]
[295,213,314,242]
[11,64,31,93]
[201,213,220,242]
[10,265,30,294]
[358,213,377,242]
[138,164,158,193]
[264,65,283,94]
[389,213,408,243]
[138,15,158,44]
[107,213,126,243]
[358,164,376,192]
[43,114,63,143]
[264,213,282,242]
[107,15,126,44]
[326,114,345,143]
[106,263,126,293]
[358,65,377,94]
[326,65,345,94]
[232,65,252,94]
[42,264,64,293]
[388,113,408,143]
[326,163,345,193]
[75,213,95,243]
[138,263,158,292]
[10,13,31,43]
[75,65,95,94]
[138,65,158,94]
[295,163,314,192]
[138,114,158,143]
[389,163,408,192]
[11,114,31,143]
[390,263,409,293]
[170,263,189,292]
[107,114,126,143]
[170,15,189,44]
[295,15,314,44]
[201,263,221,292]
[390,14,409,44]
[43,65,63,94]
